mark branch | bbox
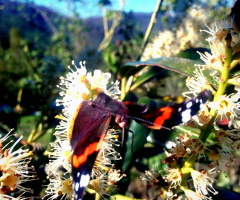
[98,13,122,51]
[138,0,163,60]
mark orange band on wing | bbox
[154,106,173,126]
[72,136,104,168]
[67,104,82,143]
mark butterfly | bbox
[68,90,211,200]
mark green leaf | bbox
[123,57,218,87]
[123,57,200,76]
[122,97,156,172]
[176,47,210,61]
[130,66,167,91]
[230,62,240,78]
[119,64,146,78]
[123,92,138,102]
[122,121,150,172]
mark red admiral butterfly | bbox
[68,90,211,200]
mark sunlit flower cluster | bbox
[0,130,36,199]
[141,4,212,61]
[46,61,124,199]
[141,30,176,59]
[185,18,240,128]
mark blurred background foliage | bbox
[0,0,237,199]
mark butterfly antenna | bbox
[129,116,178,133]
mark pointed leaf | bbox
[176,47,211,61]
[122,121,150,172]
[130,66,167,91]
[123,57,218,87]
[122,97,156,172]
[119,64,146,78]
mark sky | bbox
[33,0,158,18]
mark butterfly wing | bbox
[68,100,111,200]
[133,90,211,129]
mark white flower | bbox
[141,167,159,183]
[196,51,222,72]
[47,138,72,175]
[191,168,218,199]
[86,70,111,91]
[163,168,182,189]
[141,30,176,60]
[0,131,36,198]
[199,19,236,58]
[183,66,209,98]
[45,176,72,200]
[88,172,110,198]
[200,18,234,43]
[208,92,240,127]
[107,169,126,185]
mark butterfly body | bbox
[68,90,211,200]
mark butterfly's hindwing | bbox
[135,90,211,129]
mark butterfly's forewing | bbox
[68,93,129,200]
[68,100,112,200]
[134,90,211,129]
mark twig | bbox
[137,0,163,60]
[98,13,122,51]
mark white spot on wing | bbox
[200,103,205,109]
[75,182,79,192]
[181,109,191,123]
[178,107,182,112]
[77,172,80,177]
[186,102,192,108]
[75,194,78,199]
[195,98,199,103]
[80,174,90,188]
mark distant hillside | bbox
[0,0,163,49]
[0,0,66,48]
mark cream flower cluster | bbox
[185,19,240,128]
[141,5,211,61]
[0,130,36,200]
[45,61,124,199]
